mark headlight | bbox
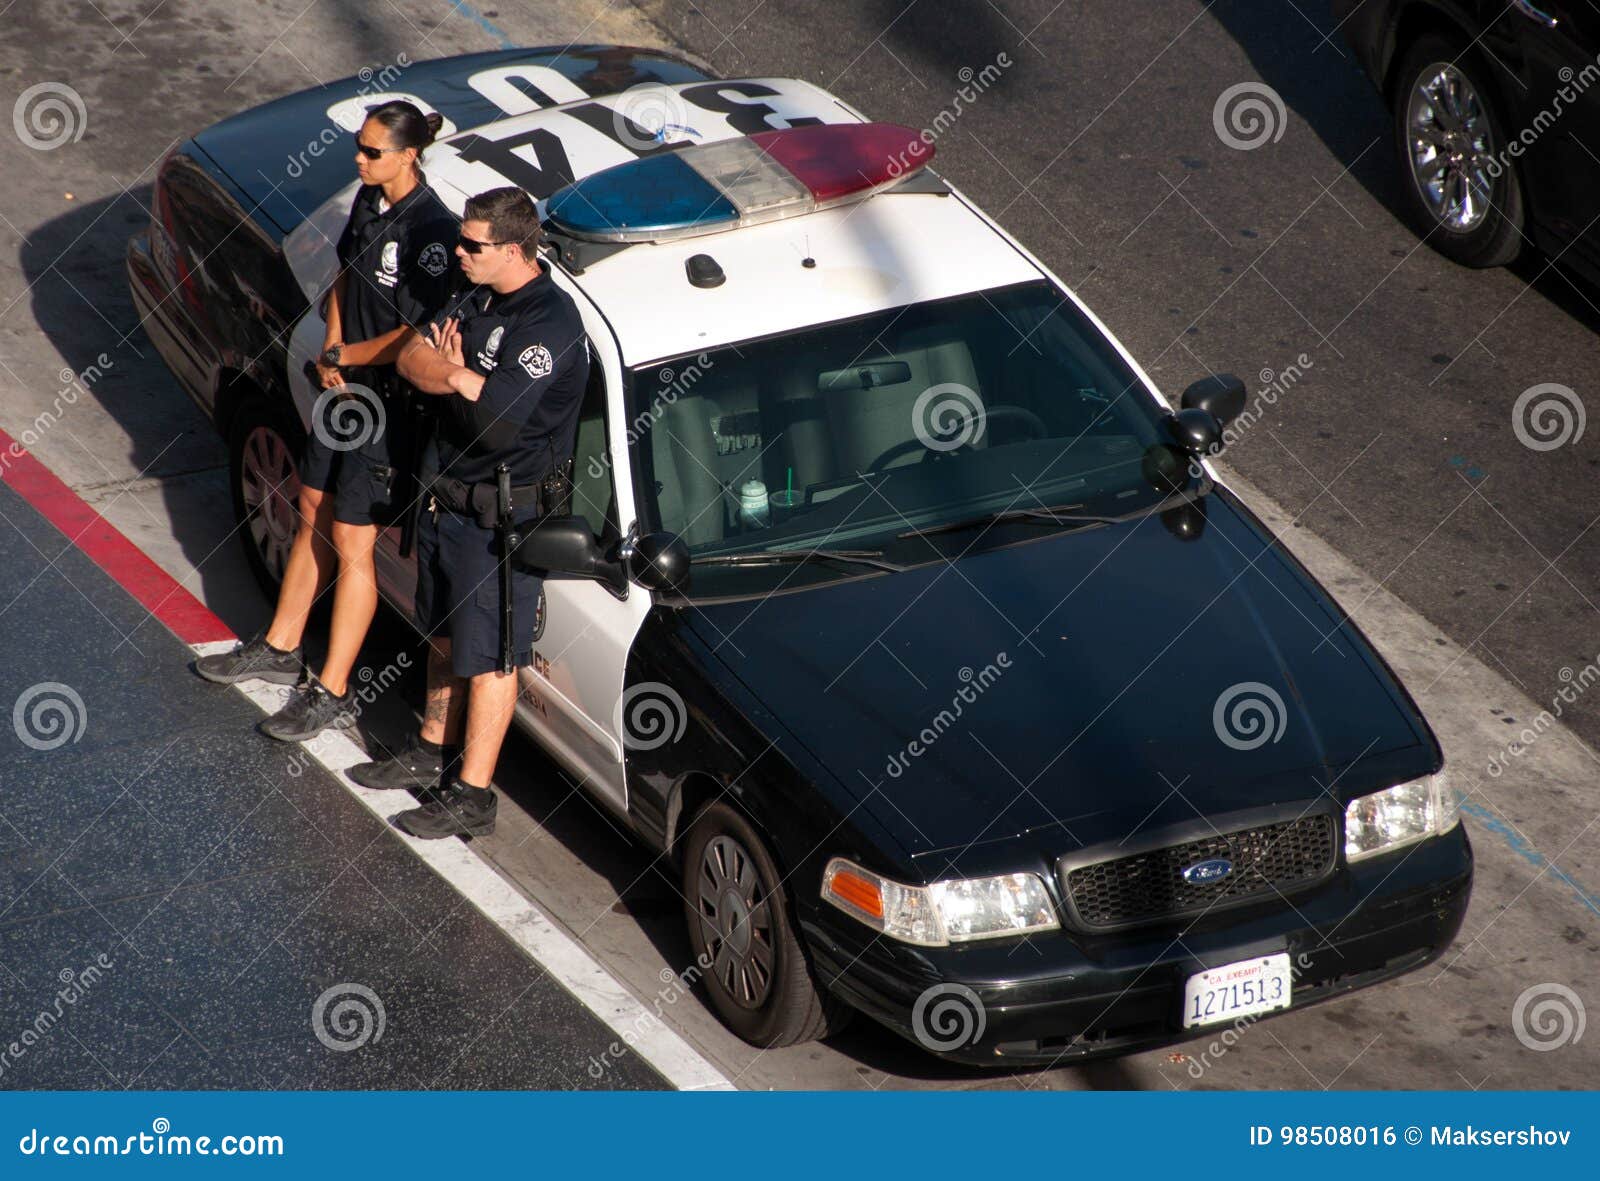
[821,858,1059,946]
[1344,772,1461,863]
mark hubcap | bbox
[695,834,775,1010]
[1406,61,1496,232]
[239,425,300,582]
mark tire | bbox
[1390,33,1525,268]
[680,801,852,1047]
[227,397,306,598]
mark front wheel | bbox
[680,802,851,1047]
[228,398,305,597]
[1391,34,1524,268]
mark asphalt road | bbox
[0,0,1596,1091]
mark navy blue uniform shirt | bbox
[335,178,459,345]
[427,260,590,485]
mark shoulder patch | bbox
[518,343,554,379]
[417,242,449,276]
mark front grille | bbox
[1061,814,1337,931]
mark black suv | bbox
[1336,0,1600,279]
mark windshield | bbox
[628,280,1186,591]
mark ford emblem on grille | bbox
[1181,857,1233,884]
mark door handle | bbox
[1512,0,1559,28]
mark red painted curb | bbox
[0,427,235,645]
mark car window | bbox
[628,280,1174,562]
[568,361,619,542]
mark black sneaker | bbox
[194,635,304,686]
[347,732,458,790]
[394,779,497,839]
[259,678,355,742]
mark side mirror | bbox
[513,517,691,597]
[513,515,629,596]
[1166,407,1223,455]
[1180,373,1246,426]
[628,532,691,593]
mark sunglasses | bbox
[457,233,509,254]
[355,141,406,161]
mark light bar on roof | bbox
[545,122,934,243]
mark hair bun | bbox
[423,111,444,142]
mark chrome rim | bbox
[239,425,299,582]
[1406,61,1496,232]
[695,834,775,1010]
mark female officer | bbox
[197,101,458,743]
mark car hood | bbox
[686,489,1433,864]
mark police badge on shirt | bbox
[378,240,400,287]
[476,325,505,370]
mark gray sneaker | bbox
[194,635,304,686]
[260,678,355,742]
[348,731,459,790]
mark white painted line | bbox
[194,641,735,1092]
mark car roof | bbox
[283,76,1043,364]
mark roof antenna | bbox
[801,234,815,269]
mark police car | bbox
[128,45,1472,1065]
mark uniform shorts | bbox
[415,506,543,679]
[298,377,410,527]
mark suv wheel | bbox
[1391,33,1524,267]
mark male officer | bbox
[349,186,588,839]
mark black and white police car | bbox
[129,45,1472,1065]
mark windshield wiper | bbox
[896,502,1115,540]
[896,484,1207,541]
[692,547,906,573]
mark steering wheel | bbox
[867,405,1051,472]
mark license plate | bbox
[1182,952,1292,1029]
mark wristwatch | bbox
[320,343,343,367]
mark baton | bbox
[496,463,516,675]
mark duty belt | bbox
[429,474,545,528]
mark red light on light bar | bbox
[749,123,931,201]
[545,122,936,243]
